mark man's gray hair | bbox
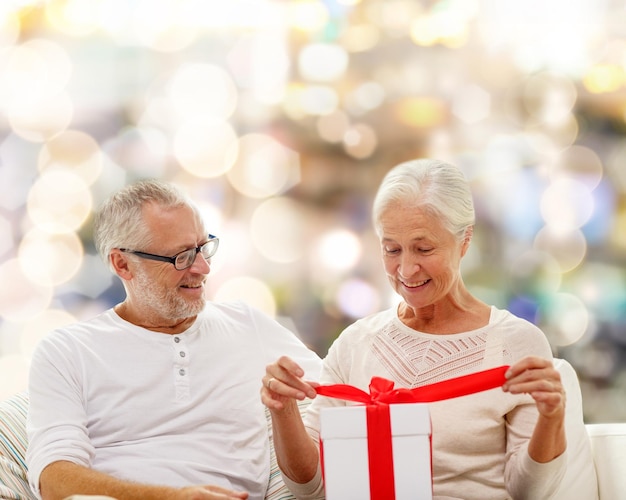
[372,158,475,241]
[93,179,201,271]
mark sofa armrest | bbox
[0,391,34,500]
[586,423,626,500]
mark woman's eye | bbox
[384,247,400,255]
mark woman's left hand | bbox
[502,356,566,419]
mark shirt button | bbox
[179,368,186,376]
[179,351,186,358]
[174,337,180,343]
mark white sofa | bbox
[1,359,624,499]
[586,422,626,499]
[553,358,626,500]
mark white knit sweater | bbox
[285,306,567,500]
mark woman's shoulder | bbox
[490,306,544,333]
[490,305,552,356]
[334,307,398,343]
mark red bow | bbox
[316,365,510,404]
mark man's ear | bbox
[110,250,133,281]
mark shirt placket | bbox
[172,335,190,400]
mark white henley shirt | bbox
[26,300,322,500]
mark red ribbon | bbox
[316,366,510,500]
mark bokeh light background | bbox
[1,0,625,422]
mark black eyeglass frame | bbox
[119,234,219,271]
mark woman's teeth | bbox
[403,279,428,288]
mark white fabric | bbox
[291,306,569,500]
[26,301,322,500]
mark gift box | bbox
[316,366,510,500]
[320,402,432,500]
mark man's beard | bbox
[133,267,206,322]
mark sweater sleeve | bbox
[507,442,567,500]
[500,310,568,499]
[280,463,325,500]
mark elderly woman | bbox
[262,159,571,499]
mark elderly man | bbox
[26,179,322,500]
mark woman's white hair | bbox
[93,179,203,272]
[372,158,475,241]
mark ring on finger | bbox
[267,378,275,391]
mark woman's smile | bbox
[399,278,430,288]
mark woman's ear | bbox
[110,250,133,280]
[460,226,473,257]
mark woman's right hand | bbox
[261,356,319,411]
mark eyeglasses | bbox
[120,234,219,271]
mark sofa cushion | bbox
[0,391,35,500]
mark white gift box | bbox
[320,403,432,500]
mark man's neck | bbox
[114,302,197,334]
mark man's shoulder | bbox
[65,308,116,329]
[201,300,254,323]
[40,309,118,343]
[202,300,283,326]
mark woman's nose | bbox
[398,254,420,277]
